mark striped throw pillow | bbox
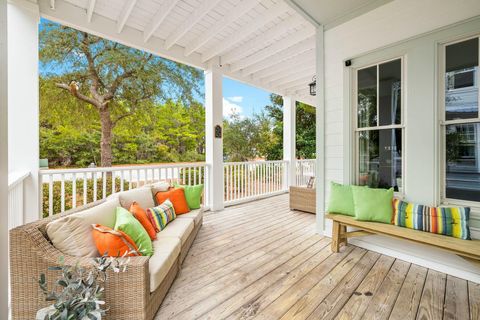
[146,200,176,232]
[392,199,471,240]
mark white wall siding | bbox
[322,0,480,282]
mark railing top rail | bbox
[8,171,30,190]
[296,159,316,162]
[223,160,288,165]
[40,162,209,174]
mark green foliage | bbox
[38,253,131,319]
[247,94,316,160]
[42,178,129,218]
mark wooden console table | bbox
[289,186,316,214]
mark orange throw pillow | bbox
[130,202,157,240]
[91,224,140,257]
[155,188,190,214]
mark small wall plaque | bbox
[215,125,222,138]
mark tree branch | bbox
[56,83,101,108]
[80,32,105,101]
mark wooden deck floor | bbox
[155,194,480,320]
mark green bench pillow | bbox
[327,182,355,216]
[351,186,394,224]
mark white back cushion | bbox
[46,198,120,257]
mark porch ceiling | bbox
[39,0,317,105]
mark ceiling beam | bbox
[222,14,305,65]
[229,27,314,72]
[276,75,312,91]
[282,0,320,27]
[184,0,258,57]
[116,0,137,33]
[86,0,96,23]
[165,0,222,50]
[261,61,314,83]
[241,37,313,76]
[284,82,310,94]
[143,0,180,43]
[201,1,289,63]
[267,66,314,87]
[252,49,315,80]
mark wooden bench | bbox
[326,213,480,261]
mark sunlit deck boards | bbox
[155,194,480,320]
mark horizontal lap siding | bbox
[322,0,480,217]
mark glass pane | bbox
[357,66,377,128]
[358,129,402,191]
[445,38,479,120]
[379,59,401,125]
[445,123,480,201]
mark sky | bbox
[39,18,273,120]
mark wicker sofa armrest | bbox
[10,215,151,320]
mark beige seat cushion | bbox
[156,218,194,245]
[176,209,203,226]
[108,187,155,210]
[46,198,120,257]
[149,237,181,292]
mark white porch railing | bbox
[223,160,289,205]
[8,171,29,229]
[39,163,209,217]
[296,159,316,186]
[38,159,316,218]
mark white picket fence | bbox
[39,159,316,217]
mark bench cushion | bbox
[156,218,194,245]
[176,209,203,226]
[149,237,181,292]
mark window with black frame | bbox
[355,59,403,191]
[443,37,480,202]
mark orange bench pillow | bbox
[91,224,140,257]
[155,188,190,214]
[130,202,157,240]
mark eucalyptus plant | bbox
[38,253,131,320]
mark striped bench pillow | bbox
[392,199,471,240]
[146,199,176,232]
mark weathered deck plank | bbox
[154,194,478,320]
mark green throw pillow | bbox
[351,186,394,224]
[114,207,153,256]
[327,182,355,216]
[173,183,204,209]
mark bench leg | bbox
[341,225,348,247]
[331,221,341,253]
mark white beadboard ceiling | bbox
[38,0,391,105]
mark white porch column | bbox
[7,0,40,223]
[315,25,325,236]
[0,0,8,317]
[205,65,224,212]
[283,96,296,188]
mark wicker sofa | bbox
[9,184,203,320]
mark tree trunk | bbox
[99,108,113,167]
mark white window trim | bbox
[352,56,405,195]
[438,34,480,212]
